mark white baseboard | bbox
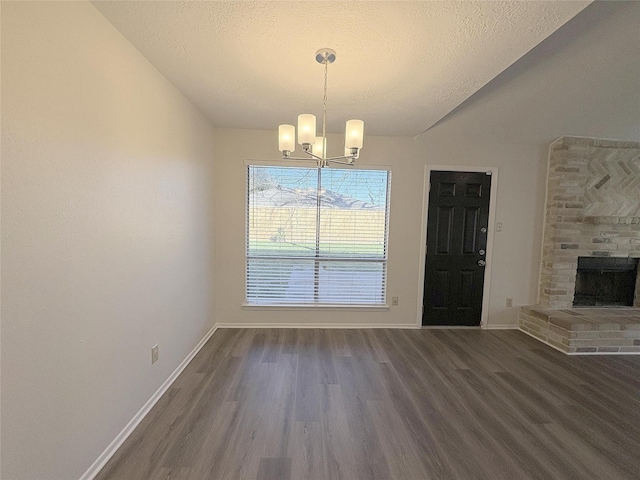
[215,322,419,329]
[79,323,219,480]
[483,324,519,330]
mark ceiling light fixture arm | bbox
[282,148,358,167]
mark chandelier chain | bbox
[322,57,328,160]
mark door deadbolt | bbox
[478,260,486,267]
[480,227,487,233]
[479,249,485,255]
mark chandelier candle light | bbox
[278,48,364,168]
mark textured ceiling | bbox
[93,1,591,136]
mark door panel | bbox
[462,207,479,254]
[432,270,450,308]
[438,182,456,197]
[459,270,475,308]
[436,207,453,254]
[423,171,491,326]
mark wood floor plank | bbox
[156,466,191,479]
[161,357,244,471]
[558,404,640,477]
[455,368,593,480]
[216,367,281,479]
[318,384,359,480]
[256,457,292,480]
[528,345,640,408]
[495,371,639,478]
[316,329,338,385]
[290,421,325,480]
[333,386,392,479]
[382,330,504,480]
[260,354,298,459]
[367,399,430,480]
[375,360,457,479]
[328,329,351,357]
[97,328,640,480]
[260,328,283,363]
[358,329,391,364]
[280,328,299,354]
[536,423,629,480]
[295,335,322,422]
[181,401,237,480]
[442,329,505,373]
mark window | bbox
[246,165,391,305]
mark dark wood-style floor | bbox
[97,328,640,480]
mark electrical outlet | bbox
[392,296,399,306]
[151,344,159,364]
[506,298,513,308]
[496,222,503,232]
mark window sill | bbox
[242,303,390,311]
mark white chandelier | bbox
[278,48,364,168]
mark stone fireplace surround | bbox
[519,136,640,354]
[539,137,640,308]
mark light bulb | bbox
[313,136,325,158]
[278,125,295,153]
[345,119,364,149]
[298,114,316,146]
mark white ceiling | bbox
[92,1,591,137]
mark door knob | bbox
[478,260,486,267]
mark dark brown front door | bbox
[423,171,491,326]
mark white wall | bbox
[212,1,640,329]
[1,2,215,479]
[213,130,543,328]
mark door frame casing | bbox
[417,165,499,329]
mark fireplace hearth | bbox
[573,257,639,307]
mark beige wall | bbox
[1,2,215,479]
[213,129,546,328]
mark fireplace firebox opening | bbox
[573,257,639,307]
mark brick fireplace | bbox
[539,137,640,308]
[519,137,640,354]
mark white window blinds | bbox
[246,166,391,305]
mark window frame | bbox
[244,160,392,308]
